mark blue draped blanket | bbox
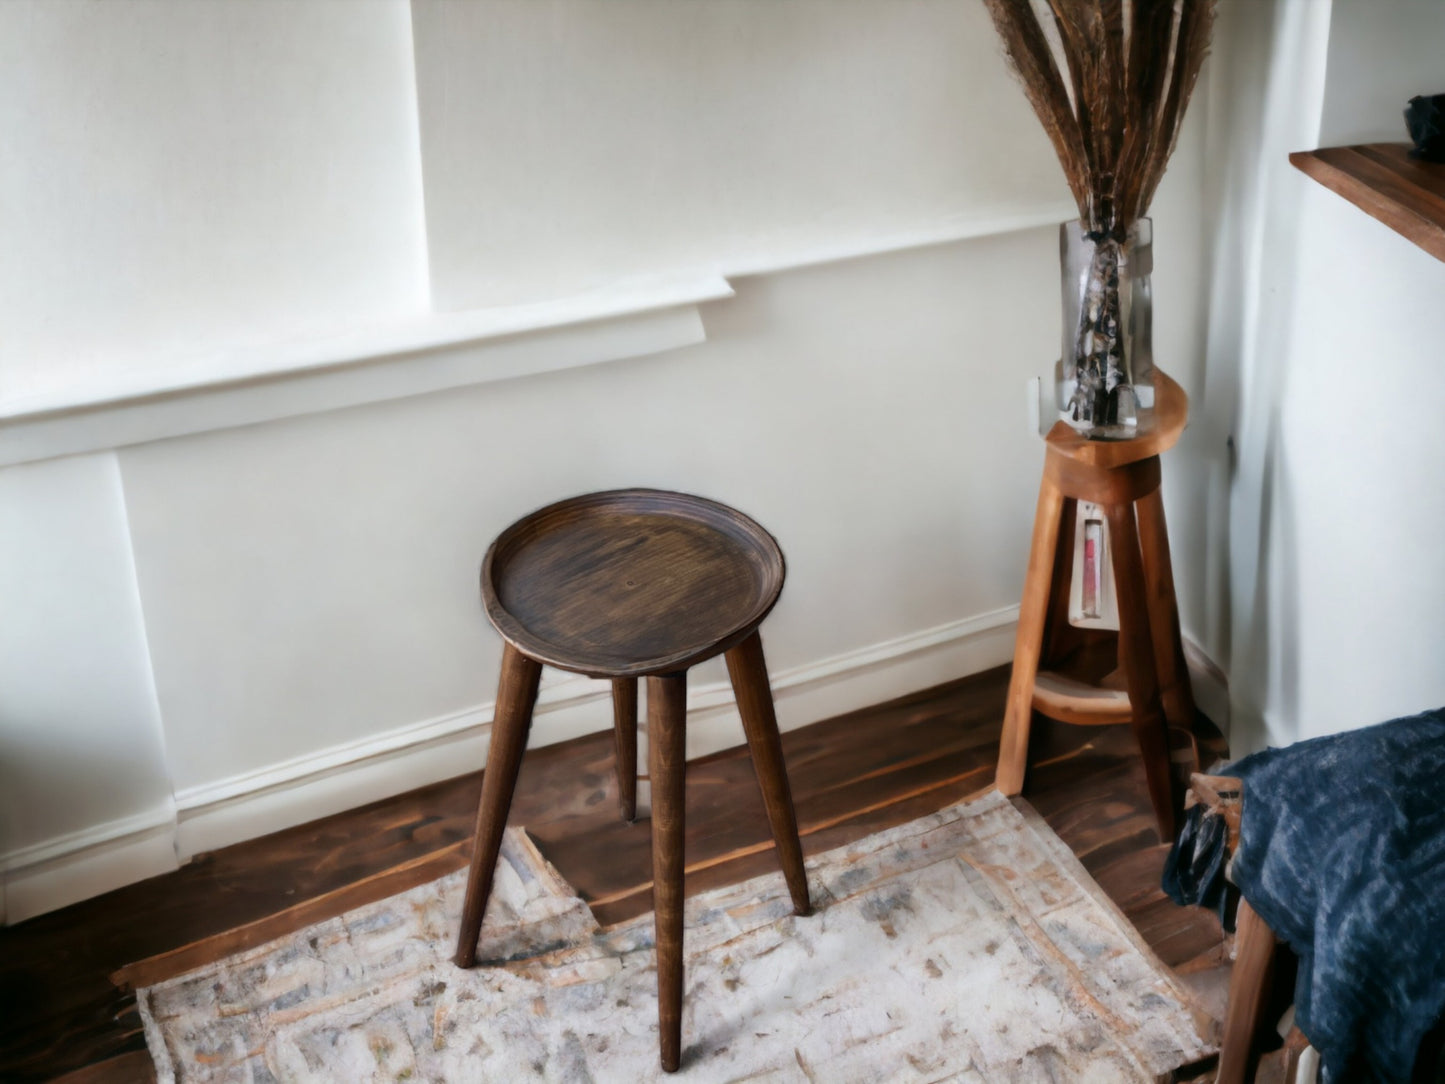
[1167,708,1445,1083]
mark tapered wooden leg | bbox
[1136,485,1199,731]
[648,671,688,1073]
[1043,497,1082,663]
[725,632,811,916]
[612,678,638,822]
[1217,898,1279,1084]
[454,643,542,968]
[996,473,1067,795]
[1105,501,1176,840]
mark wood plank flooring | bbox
[0,664,1229,1082]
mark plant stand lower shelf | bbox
[994,370,1197,840]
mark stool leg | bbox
[996,473,1067,795]
[1135,486,1199,732]
[725,632,812,917]
[1043,497,1082,663]
[648,671,688,1073]
[1104,502,1177,840]
[612,678,638,822]
[1217,898,1279,1084]
[454,643,542,969]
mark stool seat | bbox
[1044,368,1189,470]
[483,489,784,677]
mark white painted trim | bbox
[1182,637,1231,745]
[2,608,1235,922]
[0,200,1075,431]
[169,611,1223,854]
[173,608,1021,859]
[0,205,1076,467]
[173,708,486,816]
[1,803,175,873]
[0,207,1067,424]
[5,603,1022,874]
[0,295,719,467]
[2,805,179,925]
[0,274,732,422]
[719,202,1076,280]
[705,608,1020,709]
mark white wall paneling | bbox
[0,453,176,922]
[173,607,1023,861]
[1269,185,1445,740]
[0,0,428,410]
[1202,0,1445,751]
[0,279,730,467]
[411,0,1073,309]
[2,0,1222,919]
[1200,0,1335,753]
[117,232,1059,804]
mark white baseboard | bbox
[3,610,1232,923]
[3,608,1018,921]
[1182,637,1230,746]
[2,804,178,924]
[173,607,1022,861]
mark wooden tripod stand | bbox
[995,371,1197,839]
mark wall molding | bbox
[0,280,728,467]
[3,610,1233,923]
[1183,637,1231,744]
[1,802,175,875]
[2,803,178,925]
[0,274,733,422]
[4,606,1019,920]
[0,205,1075,469]
[172,606,1022,860]
[720,202,1074,281]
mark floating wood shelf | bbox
[1290,143,1445,263]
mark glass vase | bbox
[1056,219,1155,439]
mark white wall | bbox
[1208,0,1445,752]
[0,454,175,920]
[0,0,427,410]
[0,0,1216,920]
[118,231,1070,860]
[1319,0,1445,146]
[411,0,1067,309]
[1275,187,1445,739]
[1138,102,1214,670]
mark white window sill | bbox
[0,273,733,466]
[0,202,1071,467]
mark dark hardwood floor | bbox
[0,664,1229,1083]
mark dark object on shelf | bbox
[1405,94,1445,162]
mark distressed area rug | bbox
[139,790,1215,1082]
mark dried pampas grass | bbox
[984,0,1215,239]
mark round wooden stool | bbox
[994,372,1198,840]
[453,488,812,1073]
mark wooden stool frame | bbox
[452,490,812,1074]
[995,373,1197,840]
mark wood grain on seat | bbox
[482,489,784,678]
